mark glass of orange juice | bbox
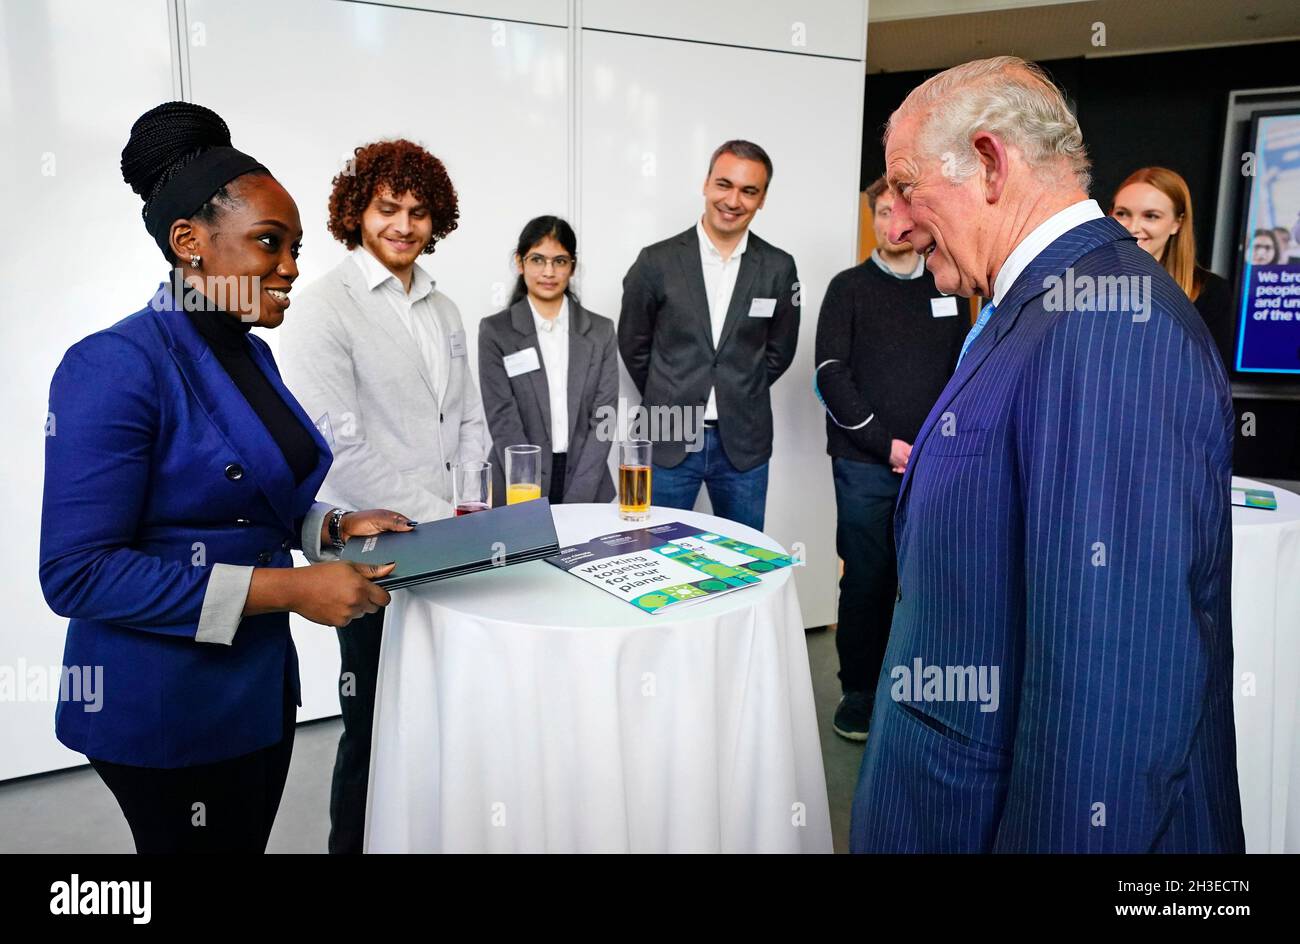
[505,444,542,505]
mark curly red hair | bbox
[327,139,459,253]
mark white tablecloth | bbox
[364,504,832,853]
[1231,476,1300,853]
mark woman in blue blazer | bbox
[39,103,412,853]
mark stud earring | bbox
[190,254,201,268]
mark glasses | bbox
[523,253,573,272]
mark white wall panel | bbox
[0,0,176,780]
[3,0,864,781]
[578,29,863,629]
[185,0,570,721]
[375,0,567,27]
[583,0,866,60]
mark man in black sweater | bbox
[813,176,968,741]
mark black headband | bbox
[143,146,268,257]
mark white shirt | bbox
[352,245,443,398]
[697,217,750,421]
[528,295,570,453]
[870,249,926,281]
[992,199,1104,306]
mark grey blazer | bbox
[478,298,618,504]
[617,225,800,471]
[277,253,488,522]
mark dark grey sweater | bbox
[813,257,968,465]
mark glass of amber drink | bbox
[505,444,543,505]
[619,440,652,521]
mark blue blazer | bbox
[40,284,332,768]
[850,217,1245,852]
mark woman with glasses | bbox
[478,216,618,505]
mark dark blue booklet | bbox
[341,498,559,590]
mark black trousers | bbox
[89,685,296,854]
[328,605,384,854]
[832,457,902,695]
[549,451,567,504]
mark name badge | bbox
[503,347,541,378]
[449,330,467,358]
[748,297,777,318]
[930,297,958,318]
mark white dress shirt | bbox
[528,294,570,453]
[992,198,1104,306]
[697,217,750,421]
[353,245,443,397]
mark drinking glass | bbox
[453,460,492,515]
[505,444,543,505]
[618,440,652,522]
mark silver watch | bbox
[327,507,349,551]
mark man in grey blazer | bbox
[277,140,486,854]
[618,140,800,531]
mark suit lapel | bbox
[246,336,332,513]
[676,228,716,352]
[155,288,315,531]
[896,216,1134,514]
[715,246,760,354]
[566,305,595,449]
[510,299,551,444]
[894,311,1003,514]
[341,258,439,404]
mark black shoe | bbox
[832,690,873,742]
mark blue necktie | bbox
[956,300,996,368]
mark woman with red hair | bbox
[1111,166,1233,370]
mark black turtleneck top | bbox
[184,303,318,485]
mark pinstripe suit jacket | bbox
[849,217,1245,853]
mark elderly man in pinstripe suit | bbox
[849,56,1244,853]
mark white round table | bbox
[363,504,832,853]
[1230,476,1300,853]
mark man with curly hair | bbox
[278,139,487,854]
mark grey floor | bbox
[0,627,860,853]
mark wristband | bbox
[328,508,348,551]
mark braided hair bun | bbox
[121,101,232,212]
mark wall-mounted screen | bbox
[1235,110,1300,374]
